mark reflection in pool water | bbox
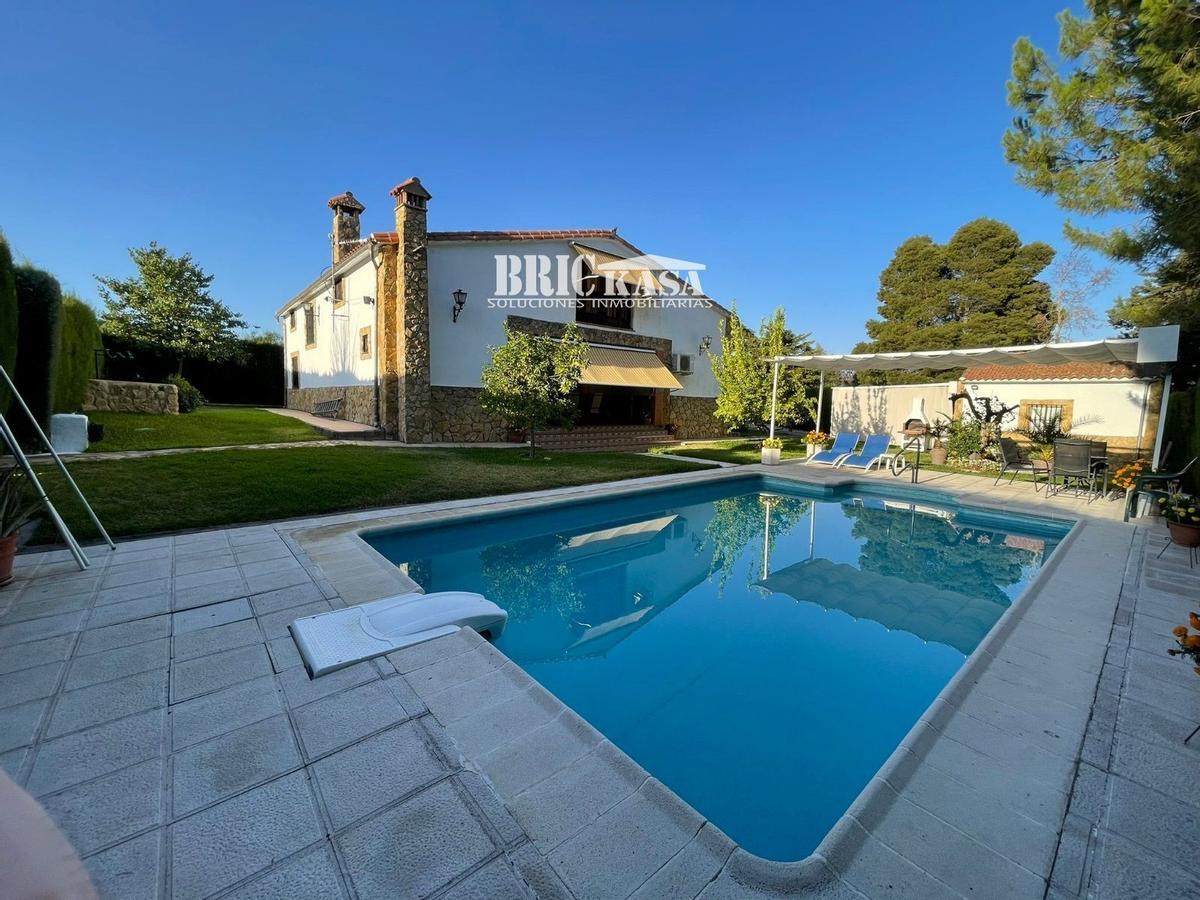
[366,479,1066,860]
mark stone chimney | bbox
[327,191,365,264]
[383,177,433,442]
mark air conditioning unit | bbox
[670,353,694,375]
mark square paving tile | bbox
[170,643,272,703]
[87,594,171,629]
[336,779,497,900]
[0,591,91,624]
[77,616,171,656]
[171,598,253,636]
[170,676,284,751]
[249,583,325,617]
[171,714,301,816]
[312,721,445,829]
[172,618,262,661]
[0,660,65,709]
[222,844,344,900]
[27,708,165,797]
[292,679,409,760]
[65,638,171,691]
[41,758,163,857]
[0,633,75,675]
[0,609,85,648]
[170,770,323,900]
[278,660,377,708]
[46,668,168,738]
[0,698,48,753]
[84,831,163,900]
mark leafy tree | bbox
[96,242,245,376]
[1005,1,1200,373]
[480,322,588,458]
[53,294,103,413]
[854,219,1055,383]
[711,306,819,432]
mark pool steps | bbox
[289,591,507,678]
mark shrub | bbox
[13,266,63,437]
[0,237,15,413]
[167,373,204,413]
[53,295,102,414]
[945,419,984,460]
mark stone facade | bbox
[286,385,376,426]
[668,395,724,440]
[83,379,179,414]
[430,386,507,442]
[328,191,365,264]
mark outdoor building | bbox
[831,361,1163,456]
[276,180,730,443]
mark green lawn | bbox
[86,406,324,452]
[37,445,709,541]
[658,437,808,465]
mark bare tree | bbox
[1046,247,1113,341]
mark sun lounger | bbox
[806,432,860,466]
[837,434,892,471]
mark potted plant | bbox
[0,468,41,586]
[761,437,783,465]
[927,419,949,465]
[804,431,828,459]
[1168,613,1200,743]
[1160,493,1200,548]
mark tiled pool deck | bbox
[0,462,1196,899]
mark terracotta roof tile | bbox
[427,229,622,242]
[962,362,1140,381]
[327,191,365,212]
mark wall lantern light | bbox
[699,335,713,355]
[452,289,467,323]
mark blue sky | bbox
[1,1,1136,352]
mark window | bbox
[288,310,296,332]
[304,306,316,347]
[575,263,633,330]
[1018,399,1073,433]
[359,326,372,360]
[290,353,300,390]
[333,277,345,308]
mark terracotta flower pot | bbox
[930,447,948,465]
[1167,520,1200,548]
[0,534,17,587]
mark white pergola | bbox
[766,325,1181,469]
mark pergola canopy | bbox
[769,326,1179,373]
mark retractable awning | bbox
[580,345,682,390]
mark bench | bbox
[311,398,344,420]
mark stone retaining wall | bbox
[669,395,724,440]
[83,379,179,414]
[286,386,376,426]
[430,386,507,442]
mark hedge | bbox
[1163,388,1200,494]
[13,266,63,436]
[99,335,284,406]
[53,294,103,413]
[0,237,16,413]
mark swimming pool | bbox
[365,475,1071,861]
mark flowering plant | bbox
[805,432,828,445]
[762,437,784,450]
[1169,612,1200,676]
[1158,493,1200,525]
[1111,459,1150,492]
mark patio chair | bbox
[1051,439,1099,501]
[1089,440,1110,497]
[837,434,892,471]
[807,431,859,466]
[1123,456,1198,521]
[994,437,1050,490]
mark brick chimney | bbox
[383,177,432,442]
[327,191,365,263]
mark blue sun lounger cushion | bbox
[807,432,860,466]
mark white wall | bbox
[966,379,1153,438]
[830,382,958,439]
[280,254,378,389]
[426,239,727,397]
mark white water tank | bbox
[49,414,89,454]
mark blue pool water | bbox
[366,476,1070,860]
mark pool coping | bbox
[287,462,1136,897]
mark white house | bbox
[276,179,730,443]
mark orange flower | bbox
[1174,625,1189,638]
[1186,635,1200,650]
[1190,612,1200,630]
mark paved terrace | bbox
[0,463,1196,899]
